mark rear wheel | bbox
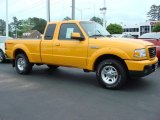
[0,50,5,63]
[15,53,32,74]
[96,59,127,89]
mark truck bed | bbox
[6,39,42,63]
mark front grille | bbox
[148,47,156,58]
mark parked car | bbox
[0,36,12,63]
[139,32,160,62]
[111,34,135,39]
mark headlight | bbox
[133,49,146,58]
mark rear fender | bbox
[12,44,32,62]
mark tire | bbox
[15,53,32,74]
[0,50,5,63]
[96,59,127,90]
[47,65,59,70]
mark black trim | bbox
[129,62,158,77]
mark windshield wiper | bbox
[89,34,104,37]
[89,34,111,38]
[89,30,110,38]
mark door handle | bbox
[55,43,60,46]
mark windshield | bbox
[80,21,110,37]
[139,33,160,39]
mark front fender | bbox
[86,47,130,70]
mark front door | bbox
[52,23,88,68]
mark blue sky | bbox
[0,0,160,25]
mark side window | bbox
[44,24,56,40]
[59,23,84,40]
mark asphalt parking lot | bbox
[0,63,160,120]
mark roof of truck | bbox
[48,20,94,24]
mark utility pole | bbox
[100,0,107,28]
[46,0,50,22]
[6,0,9,37]
[72,0,75,20]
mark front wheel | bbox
[96,59,127,89]
[0,50,5,63]
[15,53,32,74]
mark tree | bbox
[107,24,123,34]
[63,16,71,20]
[0,19,6,36]
[19,19,33,34]
[29,17,47,34]
[147,5,160,21]
[152,23,160,32]
[90,16,103,25]
[9,17,47,38]
[10,17,22,38]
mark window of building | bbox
[123,28,139,33]
[136,28,139,32]
[140,26,150,35]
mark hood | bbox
[91,37,154,48]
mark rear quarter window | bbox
[44,24,56,40]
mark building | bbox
[122,21,160,38]
[22,30,42,39]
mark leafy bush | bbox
[152,23,160,32]
[107,24,123,34]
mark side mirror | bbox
[71,32,84,41]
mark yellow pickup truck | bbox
[5,20,158,89]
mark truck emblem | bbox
[90,46,100,49]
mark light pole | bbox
[70,6,90,20]
[6,0,9,37]
[46,0,50,22]
[70,6,82,20]
[72,0,75,20]
[100,0,107,28]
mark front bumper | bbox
[129,62,158,77]
[125,57,158,77]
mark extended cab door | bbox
[41,24,56,64]
[52,23,88,68]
